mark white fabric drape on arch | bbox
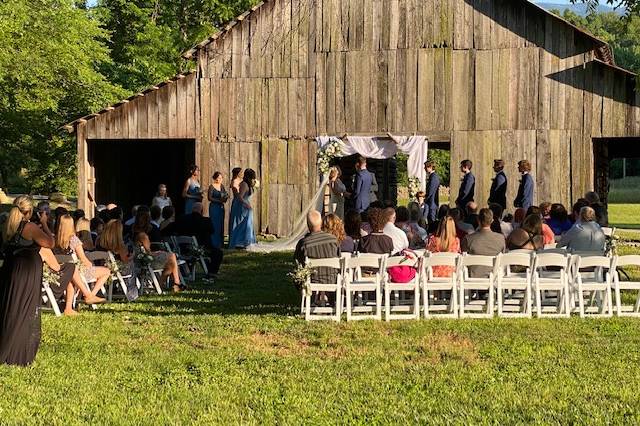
[247,135,428,252]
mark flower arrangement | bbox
[606,234,620,256]
[317,138,342,175]
[187,244,206,258]
[42,264,60,287]
[287,263,314,292]
[134,247,154,279]
[105,257,126,284]
[408,177,421,199]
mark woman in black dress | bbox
[0,196,55,366]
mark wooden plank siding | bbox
[75,0,640,233]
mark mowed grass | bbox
[3,251,640,424]
[609,204,640,230]
[609,177,640,204]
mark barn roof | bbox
[63,70,196,133]
[181,0,619,66]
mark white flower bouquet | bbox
[317,139,342,175]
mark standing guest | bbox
[182,164,203,214]
[352,156,373,213]
[134,233,185,292]
[449,208,474,240]
[132,206,161,243]
[150,205,162,229]
[424,160,441,224]
[159,206,176,235]
[584,191,608,227]
[229,168,257,249]
[207,171,229,249]
[558,206,606,253]
[90,217,104,245]
[294,210,341,284]
[461,208,506,277]
[488,159,508,211]
[174,202,223,281]
[382,207,409,255]
[322,213,355,253]
[0,196,55,366]
[526,206,554,245]
[570,199,590,223]
[465,202,480,230]
[151,184,172,211]
[344,209,367,243]
[75,217,94,251]
[539,202,552,221]
[546,203,572,236]
[396,206,426,249]
[358,208,394,255]
[507,214,544,251]
[456,160,475,211]
[426,217,461,277]
[489,203,512,238]
[328,166,348,220]
[514,160,535,211]
[228,167,244,244]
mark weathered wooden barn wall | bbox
[194,0,640,235]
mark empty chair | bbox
[344,254,385,321]
[458,254,496,318]
[302,257,343,321]
[532,252,571,318]
[422,252,459,318]
[382,254,421,321]
[495,252,533,318]
[612,255,640,317]
[574,255,613,318]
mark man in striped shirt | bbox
[294,210,341,284]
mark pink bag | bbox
[387,250,417,283]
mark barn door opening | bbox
[332,154,398,209]
[593,137,640,209]
[88,139,196,216]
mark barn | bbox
[65,0,640,236]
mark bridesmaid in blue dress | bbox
[229,168,257,249]
[207,171,228,249]
[182,165,203,214]
[227,167,243,246]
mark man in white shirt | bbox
[382,207,409,255]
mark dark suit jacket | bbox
[174,212,214,249]
[514,173,534,210]
[425,172,440,222]
[488,171,507,210]
[353,169,372,213]
[456,172,475,209]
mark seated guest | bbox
[123,205,138,236]
[150,205,162,228]
[584,191,608,227]
[344,209,367,243]
[489,203,512,238]
[90,217,104,245]
[72,209,85,224]
[173,202,223,279]
[570,199,590,223]
[358,208,394,255]
[546,203,573,235]
[449,208,474,240]
[507,214,544,251]
[539,202,552,221]
[465,202,480,230]
[429,204,450,234]
[134,232,185,292]
[461,208,506,277]
[160,206,176,234]
[426,217,461,277]
[526,206,554,245]
[382,207,409,255]
[407,202,428,238]
[558,206,606,253]
[75,217,94,251]
[322,214,355,254]
[294,210,341,284]
[360,210,372,235]
[512,208,526,230]
[97,219,131,274]
[107,205,124,222]
[132,205,161,243]
[395,206,425,249]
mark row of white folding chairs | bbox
[302,251,640,321]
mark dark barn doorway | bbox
[88,139,196,216]
[593,137,640,206]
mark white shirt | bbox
[383,222,409,255]
[152,196,172,210]
[500,221,513,238]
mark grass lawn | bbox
[609,204,640,230]
[3,250,640,424]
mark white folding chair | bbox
[496,252,533,318]
[532,252,571,318]
[67,252,98,310]
[343,254,385,321]
[41,280,61,317]
[106,251,135,302]
[575,255,613,318]
[602,227,615,237]
[382,254,421,321]
[422,252,459,318]
[459,254,496,318]
[302,257,343,321]
[612,255,640,317]
[174,235,208,280]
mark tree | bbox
[0,0,127,194]
[572,0,640,16]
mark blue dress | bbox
[184,179,201,214]
[229,190,256,249]
[209,186,227,249]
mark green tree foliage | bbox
[0,0,127,194]
[572,0,640,16]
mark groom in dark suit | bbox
[514,159,534,211]
[488,159,507,211]
[423,160,440,224]
[352,156,372,213]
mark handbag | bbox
[387,249,417,283]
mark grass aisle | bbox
[2,251,640,424]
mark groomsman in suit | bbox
[514,160,534,210]
[488,159,507,211]
[455,159,475,211]
[423,160,440,224]
[352,156,373,213]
